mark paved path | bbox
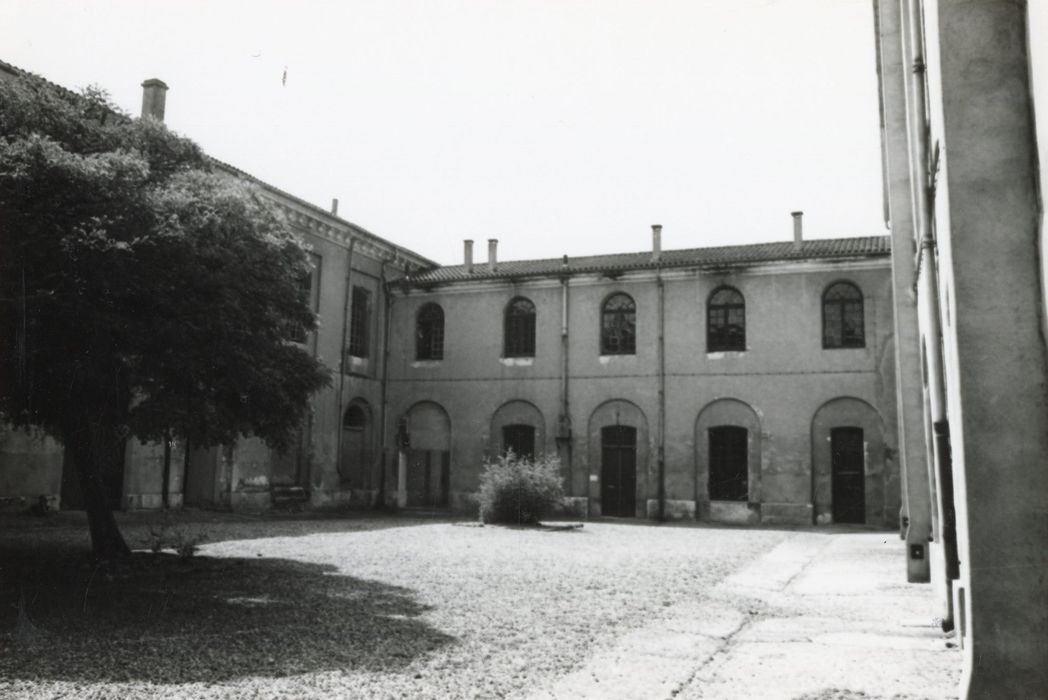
[531,531,960,700]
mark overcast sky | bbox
[2,0,884,265]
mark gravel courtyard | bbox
[0,512,958,699]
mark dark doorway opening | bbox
[831,427,865,523]
[709,426,748,501]
[407,450,450,507]
[502,424,536,460]
[601,425,637,517]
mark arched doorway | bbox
[812,397,887,526]
[340,401,371,489]
[403,401,451,507]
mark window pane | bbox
[349,286,370,358]
[707,287,745,351]
[505,297,536,357]
[417,304,445,360]
[602,294,636,355]
[823,283,864,348]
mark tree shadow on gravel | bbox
[0,550,455,685]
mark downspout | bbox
[558,259,572,496]
[654,226,667,522]
[378,258,394,507]
[335,238,356,478]
[905,0,960,613]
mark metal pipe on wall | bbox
[655,232,667,521]
[903,0,960,622]
[378,258,393,507]
[335,238,356,476]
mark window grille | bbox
[601,293,636,355]
[504,297,536,357]
[707,286,745,351]
[823,282,865,348]
[416,303,445,360]
[348,286,370,358]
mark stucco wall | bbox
[386,258,898,526]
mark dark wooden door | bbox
[708,426,748,501]
[831,427,865,523]
[601,426,637,517]
[407,449,450,507]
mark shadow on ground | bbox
[0,550,455,685]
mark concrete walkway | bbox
[532,531,960,700]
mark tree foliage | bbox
[0,74,331,557]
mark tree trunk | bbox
[66,421,131,561]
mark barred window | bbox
[601,293,636,355]
[823,282,865,348]
[504,297,536,358]
[348,286,370,358]
[416,303,445,360]
[707,286,745,352]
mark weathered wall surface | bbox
[0,426,63,511]
[386,258,898,526]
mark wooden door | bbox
[831,427,865,523]
[601,426,637,517]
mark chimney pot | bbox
[652,224,663,262]
[488,238,498,272]
[464,239,474,273]
[791,211,803,250]
[331,198,339,215]
[140,78,168,121]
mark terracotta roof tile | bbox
[410,236,890,284]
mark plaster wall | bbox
[923,1,1048,695]
[0,426,63,511]
[875,0,934,583]
[386,260,898,526]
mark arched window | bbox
[504,297,536,358]
[707,286,745,352]
[416,303,445,360]
[343,405,366,430]
[823,282,865,348]
[601,293,636,355]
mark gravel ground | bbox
[0,511,788,699]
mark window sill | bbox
[598,354,636,365]
[706,350,747,359]
[411,360,443,368]
[500,357,534,367]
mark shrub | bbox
[478,451,563,525]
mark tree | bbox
[0,75,331,560]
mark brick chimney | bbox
[488,238,498,272]
[791,211,803,250]
[141,78,168,121]
[652,224,662,262]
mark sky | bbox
[1,0,885,265]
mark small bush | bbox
[146,516,208,559]
[478,451,563,525]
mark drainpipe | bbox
[558,257,572,493]
[905,0,959,625]
[335,238,357,479]
[378,258,394,507]
[654,225,667,521]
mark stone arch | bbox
[340,398,373,490]
[404,400,451,451]
[489,400,546,459]
[402,400,451,506]
[587,399,649,518]
[695,398,762,523]
[811,397,887,526]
